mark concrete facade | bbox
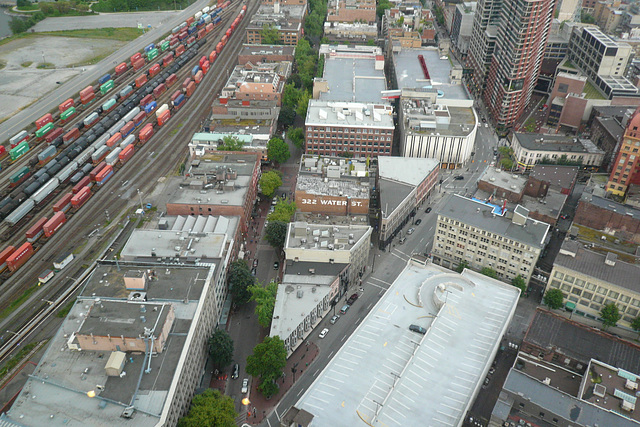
[511,133,605,171]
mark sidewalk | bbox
[245,341,319,425]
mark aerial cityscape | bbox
[0,0,639,425]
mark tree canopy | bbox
[600,303,621,330]
[480,267,498,279]
[631,316,640,337]
[217,136,244,151]
[278,105,296,128]
[267,137,291,164]
[296,91,311,118]
[246,335,287,398]
[455,260,469,273]
[267,199,297,223]
[259,171,283,197]
[177,389,237,427]
[208,329,234,369]
[228,260,255,304]
[264,220,288,248]
[249,280,279,328]
[260,24,281,44]
[543,288,564,309]
[288,127,305,150]
[511,275,527,295]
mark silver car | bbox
[241,378,249,394]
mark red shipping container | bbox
[209,51,217,63]
[6,242,34,272]
[139,123,154,144]
[202,60,210,75]
[225,28,232,38]
[221,35,228,45]
[186,36,195,46]
[166,73,177,87]
[43,211,66,238]
[79,86,94,98]
[25,217,47,241]
[157,110,170,126]
[176,45,185,57]
[178,30,188,41]
[149,64,161,77]
[133,111,147,127]
[135,74,148,88]
[35,113,53,130]
[163,53,174,67]
[140,94,154,107]
[186,17,195,25]
[171,90,182,102]
[170,38,179,49]
[182,77,192,90]
[45,127,64,144]
[0,245,16,270]
[63,128,80,144]
[216,42,223,54]
[119,145,135,164]
[185,81,196,97]
[90,162,107,181]
[95,165,113,183]
[81,92,95,105]
[73,176,92,193]
[197,28,206,40]
[59,98,74,113]
[121,121,135,137]
[133,57,145,71]
[0,146,6,159]
[53,193,73,212]
[107,132,122,148]
[71,186,92,208]
[115,62,128,75]
[130,52,142,64]
[194,70,203,84]
[206,23,214,33]
[153,83,167,98]
[199,56,207,68]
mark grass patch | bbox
[20,61,33,68]
[71,51,110,67]
[0,284,40,320]
[16,4,40,11]
[0,60,6,70]
[56,299,76,318]
[37,62,55,69]
[38,27,141,41]
[169,122,184,136]
[0,342,38,380]
[92,0,197,13]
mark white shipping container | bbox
[120,135,136,148]
[83,112,99,126]
[195,11,202,20]
[122,107,141,124]
[56,162,79,182]
[5,199,35,225]
[32,178,60,205]
[94,134,109,151]
[92,146,109,162]
[76,146,96,165]
[105,148,122,166]
[156,104,169,118]
[202,6,210,14]
[54,253,74,270]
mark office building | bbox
[466,0,555,129]
[246,3,306,45]
[511,133,605,172]
[569,26,632,82]
[304,100,394,157]
[326,0,376,24]
[220,61,291,106]
[432,195,550,283]
[450,2,476,56]
[606,107,640,197]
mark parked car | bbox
[407,228,415,235]
[415,219,422,225]
[454,175,464,180]
[232,364,239,379]
[330,315,340,324]
[409,324,426,335]
[319,328,329,338]
[273,261,279,270]
[399,237,407,244]
[241,378,249,393]
[425,207,432,213]
[340,305,350,314]
[347,293,359,304]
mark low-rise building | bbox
[377,157,439,249]
[189,132,268,161]
[209,98,279,141]
[2,264,218,426]
[304,101,394,157]
[246,3,306,45]
[432,195,550,283]
[326,0,376,24]
[295,154,371,215]
[383,7,435,47]
[547,240,640,328]
[220,62,291,106]
[511,133,605,172]
[529,164,579,195]
[237,44,295,65]
[322,21,377,44]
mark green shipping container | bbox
[10,141,29,161]
[161,41,170,51]
[100,80,114,95]
[35,122,54,138]
[147,48,159,61]
[102,98,116,111]
[60,107,76,121]
[10,166,29,183]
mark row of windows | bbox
[309,128,392,135]
[439,217,533,252]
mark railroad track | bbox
[0,0,259,368]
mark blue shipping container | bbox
[144,101,157,114]
[187,26,197,35]
[96,169,113,186]
[213,16,221,24]
[173,94,185,107]
[98,74,111,85]
[144,43,155,53]
[191,66,199,77]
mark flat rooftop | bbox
[595,116,624,141]
[248,4,305,31]
[394,47,468,99]
[284,260,349,277]
[401,97,476,137]
[530,165,578,190]
[306,100,394,129]
[479,168,527,195]
[2,264,212,427]
[438,195,550,249]
[513,133,604,154]
[320,57,386,103]
[78,300,171,339]
[579,192,640,221]
[238,44,295,60]
[166,176,250,207]
[285,222,371,251]
[295,261,519,426]
[514,354,582,396]
[297,154,371,199]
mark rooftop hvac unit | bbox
[622,400,636,411]
[626,379,638,390]
[297,290,304,298]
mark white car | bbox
[241,378,249,394]
[330,315,340,324]
[319,328,329,338]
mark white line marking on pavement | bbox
[341,334,347,342]
[297,388,304,397]
[314,369,320,376]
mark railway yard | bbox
[0,0,256,379]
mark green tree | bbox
[228,260,255,304]
[304,12,324,37]
[511,275,527,295]
[278,105,296,127]
[217,135,244,151]
[600,303,621,330]
[377,0,392,18]
[282,83,302,109]
[260,24,281,44]
[246,335,287,385]
[455,260,469,273]
[268,198,297,222]
[294,38,313,62]
[267,137,291,164]
[497,146,513,157]
[9,17,28,34]
[480,267,498,279]
[581,11,596,24]
[500,158,514,170]
[259,171,283,197]
[288,127,305,149]
[177,389,237,427]
[367,38,376,46]
[258,379,279,398]
[249,281,279,328]
[543,288,564,309]
[631,316,640,338]
[296,91,311,118]
[208,329,234,369]
[264,220,288,248]
[316,55,325,78]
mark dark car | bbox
[409,324,426,335]
[232,363,239,379]
[454,175,464,180]
[425,207,432,213]
[415,219,422,225]
[481,117,486,123]
[347,293,359,304]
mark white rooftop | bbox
[295,261,519,426]
[377,156,440,186]
[306,100,394,129]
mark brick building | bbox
[237,44,295,65]
[220,61,291,106]
[326,0,376,24]
[246,3,306,45]
[606,106,640,197]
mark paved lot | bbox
[32,11,177,32]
